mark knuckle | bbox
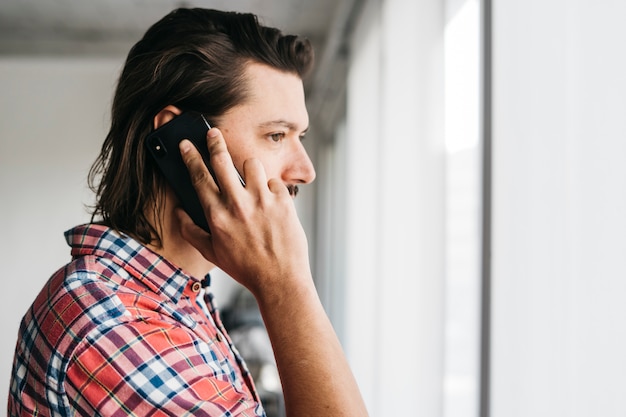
[210,150,230,168]
[208,210,224,229]
[189,167,211,186]
[208,139,227,157]
[224,199,246,219]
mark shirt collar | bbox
[65,223,195,303]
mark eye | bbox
[269,132,285,142]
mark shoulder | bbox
[23,255,131,353]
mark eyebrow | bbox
[258,120,309,134]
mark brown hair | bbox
[88,8,314,245]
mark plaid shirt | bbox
[9,224,265,416]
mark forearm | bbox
[256,278,368,417]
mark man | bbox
[9,8,367,416]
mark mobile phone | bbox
[145,111,215,233]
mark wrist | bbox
[252,271,317,314]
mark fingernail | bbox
[179,139,192,154]
[208,128,219,138]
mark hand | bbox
[177,128,312,297]
[179,128,368,417]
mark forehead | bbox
[238,62,309,128]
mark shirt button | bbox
[191,281,202,293]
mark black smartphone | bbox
[145,111,215,233]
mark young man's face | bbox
[214,62,316,196]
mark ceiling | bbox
[0,0,349,57]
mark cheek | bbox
[220,130,250,167]
[226,141,280,181]
[219,129,285,179]
[256,153,286,180]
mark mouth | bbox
[287,185,299,198]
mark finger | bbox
[179,139,219,208]
[241,158,268,191]
[205,128,246,195]
[267,177,291,196]
[176,208,216,262]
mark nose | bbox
[284,141,316,185]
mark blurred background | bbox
[1,1,625,416]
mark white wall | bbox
[491,1,626,416]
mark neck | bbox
[147,191,214,279]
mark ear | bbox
[153,105,183,130]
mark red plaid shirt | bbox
[9,224,265,416]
